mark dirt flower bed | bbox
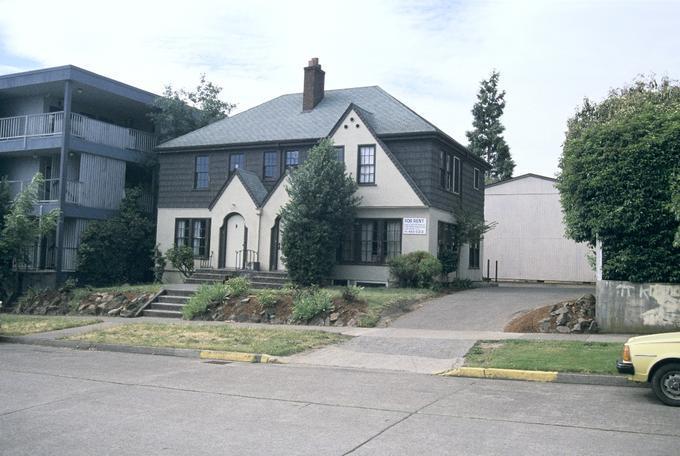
[203,293,368,326]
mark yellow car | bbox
[617,332,680,406]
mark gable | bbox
[486,174,557,195]
[331,107,426,208]
[209,173,259,215]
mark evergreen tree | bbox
[280,139,360,285]
[466,70,515,181]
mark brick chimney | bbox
[303,57,325,111]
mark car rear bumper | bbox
[617,360,635,375]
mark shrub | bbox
[257,289,279,311]
[341,285,363,302]
[77,187,155,286]
[166,245,195,278]
[152,244,166,283]
[182,283,228,319]
[225,276,250,297]
[292,288,333,322]
[389,251,443,288]
[448,278,473,290]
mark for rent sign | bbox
[403,217,427,235]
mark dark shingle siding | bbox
[383,137,484,218]
[158,145,311,208]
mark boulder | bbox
[556,325,571,333]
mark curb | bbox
[438,366,643,388]
[0,336,281,365]
[200,350,280,364]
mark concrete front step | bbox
[163,289,195,297]
[141,309,183,318]
[157,295,190,304]
[148,302,185,312]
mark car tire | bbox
[651,363,680,407]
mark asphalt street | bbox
[1,343,678,455]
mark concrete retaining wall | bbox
[596,280,680,332]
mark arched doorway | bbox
[269,216,281,271]
[218,213,247,269]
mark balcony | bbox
[0,111,155,153]
[7,178,80,204]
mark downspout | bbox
[255,208,262,269]
[54,80,72,283]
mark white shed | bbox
[483,174,595,283]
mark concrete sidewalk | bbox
[3,316,631,375]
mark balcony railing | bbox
[7,178,61,202]
[0,111,155,153]
[13,245,78,272]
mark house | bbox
[0,65,158,287]
[156,58,489,286]
[483,173,595,283]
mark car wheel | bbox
[651,363,680,407]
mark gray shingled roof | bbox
[236,168,269,205]
[157,86,437,149]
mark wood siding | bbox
[62,218,90,271]
[79,153,126,209]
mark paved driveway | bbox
[392,284,595,331]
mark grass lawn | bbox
[324,287,437,327]
[0,314,102,336]
[66,323,350,356]
[464,340,623,375]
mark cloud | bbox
[0,0,678,176]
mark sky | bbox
[0,0,678,177]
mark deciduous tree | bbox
[557,77,680,282]
[149,74,236,143]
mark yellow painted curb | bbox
[439,367,558,382]
[199,350,281,364]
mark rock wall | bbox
[596,280,680,332]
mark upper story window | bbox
[194,156,209,189]
[263,151,279,180]
[445,154,452,191]
[229,153,245,173]
[284,150,299,170]
[334,146,345,162]
[473,168,481,190]
[453,156,461,194]
[358,145,376,184]
[440,151,462,194]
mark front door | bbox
[224,213,246,269]
[269,217,281,271]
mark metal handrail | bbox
[235,249,259,270]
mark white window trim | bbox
[473,167,481,190]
